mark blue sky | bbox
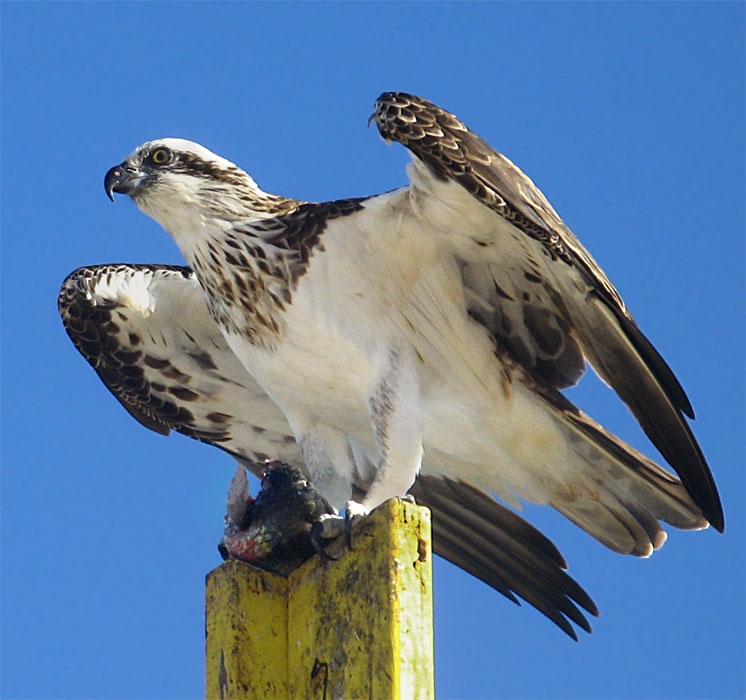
[1,2,744,698]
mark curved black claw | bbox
[345,510,356,550]
[310,521,338,564]
[344,502,370,550]
[217,542,229,561]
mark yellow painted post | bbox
[205,561,289,699]
[205,499,434,700]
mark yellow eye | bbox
[150,148,171,165]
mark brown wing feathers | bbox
[373,92,723,532]
[60,263,598,639]
[411,476,598,641]
[59,264,191,438]
[61,94,721,640]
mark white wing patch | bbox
[59,264,302,473]
[87,267,158,317]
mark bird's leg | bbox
[365,343,424,509]
[295,424,357,551]
[345,343,424,544]
[297,425,356,511]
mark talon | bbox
[345,510,355,550]
[217,542,230,561]
[310,521,338,563]
[343,501,369,550]
[316,513,345,538]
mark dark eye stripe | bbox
[170,152,247,186]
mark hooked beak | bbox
[104,163,147,201]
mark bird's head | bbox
[104,139,276,234]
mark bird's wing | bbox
[410,475,598,640]
[372,92,723,532]
[58,263,302,469]
[59,262,598,638]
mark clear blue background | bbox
[2,3,744,698]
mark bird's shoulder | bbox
[235,197,369,252]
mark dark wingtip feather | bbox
[411,475,597,639]
[583,302,724,534]
[374,91,722,535]
[442,479,569,569]
[624,319,695,420]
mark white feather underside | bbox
[161,184,702,557]
[118,137,707,558]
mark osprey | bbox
[61,92,722,639]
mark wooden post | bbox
[206,499,434,700]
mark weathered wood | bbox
[206,499,434,699]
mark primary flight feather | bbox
[61,92,722,639]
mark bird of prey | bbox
[61,92,722,639]
[59,262,599,638]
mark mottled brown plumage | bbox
[59,263,599,638]
[69,92,723,640]
[59,264,298,467]
[195,198,366,342]
[373,92,722,531]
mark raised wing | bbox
[372,92,723,532]
[59,263,597,638]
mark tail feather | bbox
[551,492,665,557]
[422,378,707,556]
[561,401,708,530]
[518,382,709,554]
